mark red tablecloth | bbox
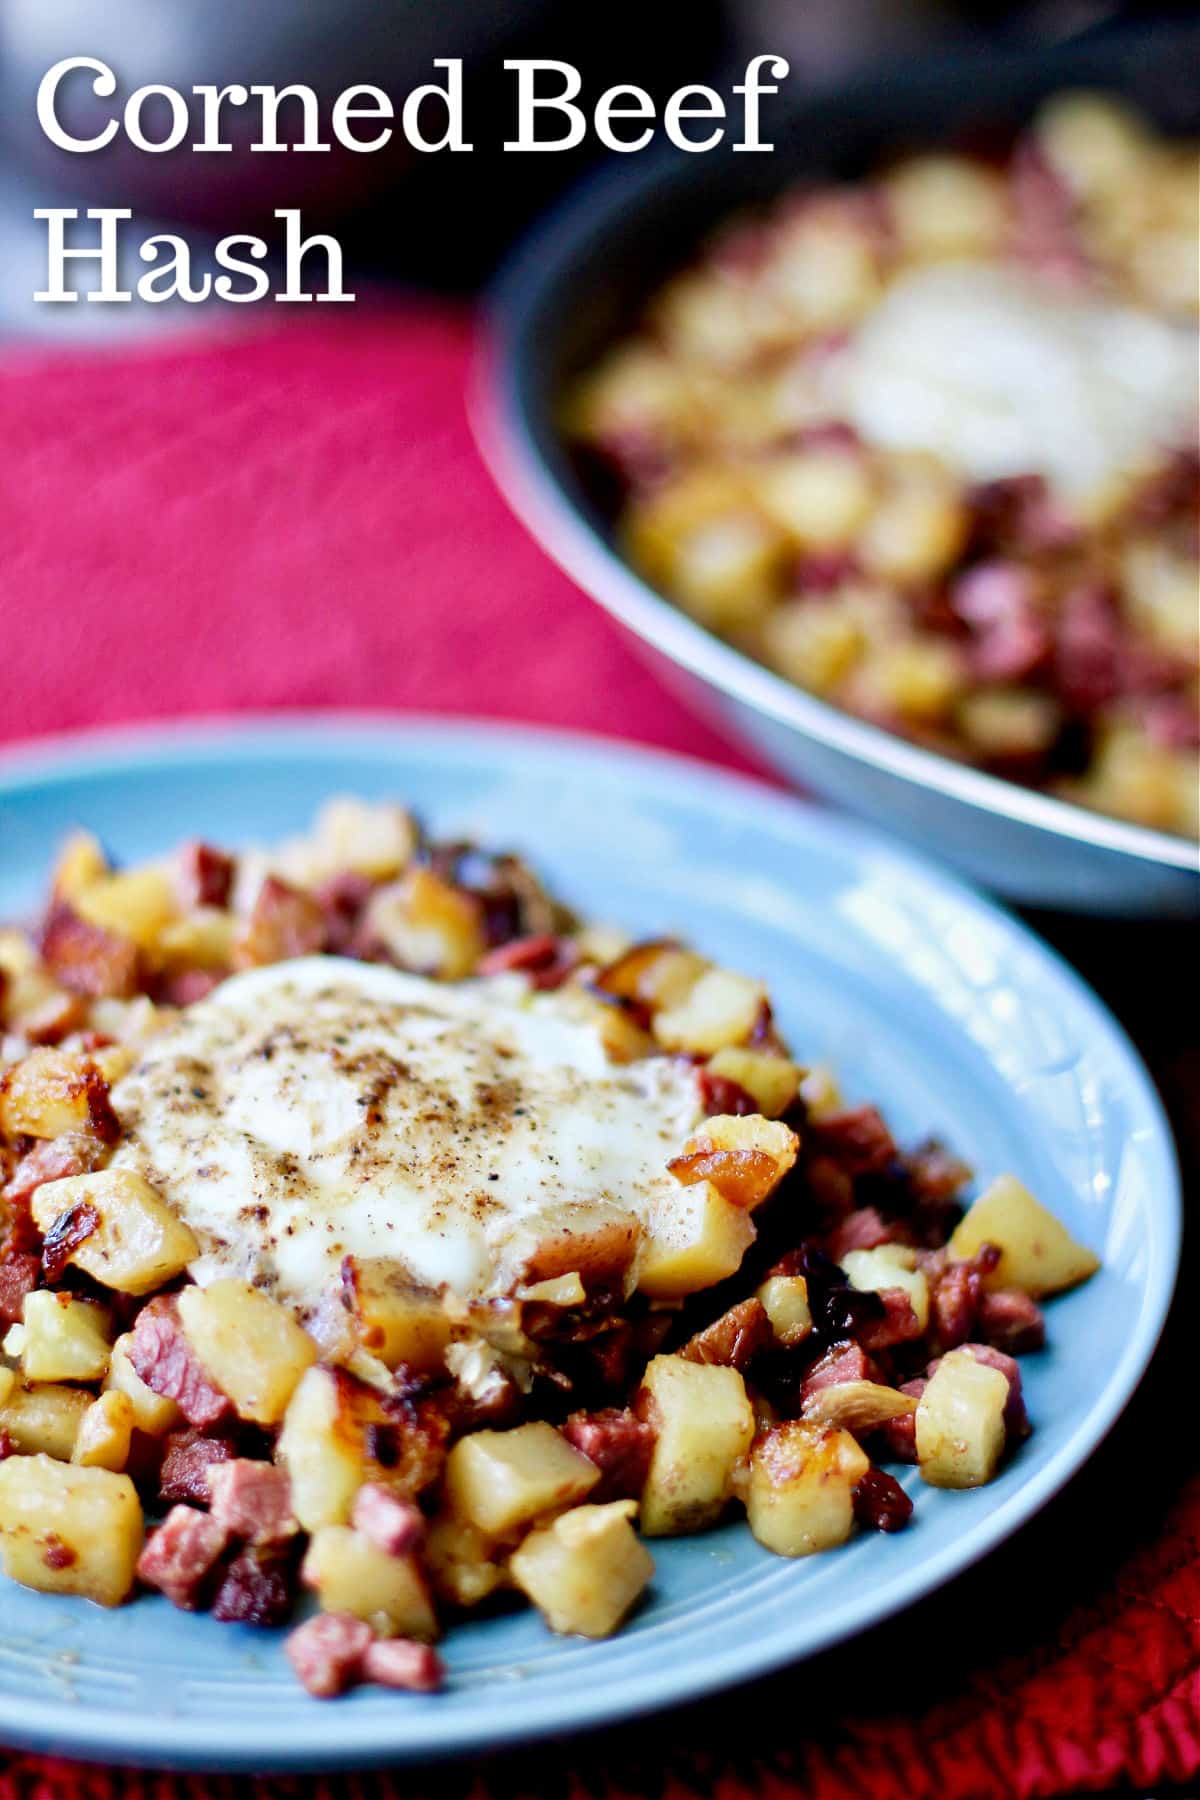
[1,310,1196,1800]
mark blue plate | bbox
[0,717,1180,1771]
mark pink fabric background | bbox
[1,309,1196,1800]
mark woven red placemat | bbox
[1,311,1195,1800]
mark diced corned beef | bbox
[960,1343,1031,1440]
[822,1207,903,1261]
[351,1483,425,1558]
[811,1107,898,1178]
[679,1298,772,1372]
[236,876,326,968]
[793,549,859,594]
[856,1287,923,1352]
[286,1613,374,1698]
[363,1638,445,1694]
[876,1379,926,1462]
[562,1407,656,1504]
[0,1252,41,1327]
[158,1430,238,1505]
[177,843,235,911]
[697,1068,758,1118]
[477,934,580,990]
[39,902,140,999]
[159,970,223,1007]
[925,1251,998,1353]
[3,1133,105,1216]
[976,1288,1045,1355]
[211,1545,296,1626]
[800,1342,873,1405]
[1140,692,1200,751]
[137,1505,229,1610]
[130,1296,231,1428]
[313,872,376,955]
[904,1140,972,1206]
[1054,583,1124,713]
[1010,140,1089,283]
[853,1467,914,1532]
[208,1459,296,1545]
[952,562,1050,682]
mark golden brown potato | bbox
[0,1048,115,1142]
[636,1181,756,1300]
[31,1168,199,1297]
[75,868,177,953]
[744,1420,869,1556]
[509,1500,654,1638]
[443,1423,599,1541]
[704,1047,801,1118]
[72,1391,134,1472]
[302,1525,438,1640]
[652,968,766,1056]
[9,1291,112,1383]
[0,1382,92,1460]
[915,1349,1008,1488]
[364,868,485,980]
[948,1176,1100,1298]
[0,1454,143,1606]
[277,1366,446,1532]
[667,1113,798,1210]
[756,1274,813,1347]
[637,1355,754,1536]
[177,1280,316,1425]
[425,1512,503,1609]
[341,1260,453,1374]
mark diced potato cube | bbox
[858,481,969,586]
[594,941,709,1012]
[948,1175,1099,1298]
[637,1181,756,1300]
[177,1279,316,1425]
[798,1065,844,1121]
[841,1245,930,1332]
[802,1379,918,1434]
[31,1168,199,1297]
[755,449,874,551]
[52,831,109,902]
[364,868,485,980]
[745,1421,869,1556]
[637,1355,754,1536]
[0,1382,92,1459]
[705,1047,801,1118]
[0,1453,142,1606]
[510,1500,654,1638]
[670,514,783,632]
[75,867,177,952]
[916,1349,1009,1488]
[668,1113,798,1210]
[104,1332,181,1435]
[341,1260,453,1374]
[762,598,865,696]
[444,1423,599,1541]
[500,1200,641,1296]
[425,1512,502,1608]
[16,1291,111,1382]
[0,1048,110,1140]
[72,1391,134,1471]
[277,1366,365,1532]
[302,1524,438,1640]
[653,968,766,1056]
[156,909,236,971]
[315,797,417,881]
[884,154,1008,258]
[756,1274,813,1346]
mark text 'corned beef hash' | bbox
[0,799,1099,1699]
[568,95,1199,838]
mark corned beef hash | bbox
[0,800,1099,1698]
[568,95,1199,838]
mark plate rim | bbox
[0,713,1183,1770]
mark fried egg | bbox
[108,958,704,1313]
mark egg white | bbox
[108,957,704,1313]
